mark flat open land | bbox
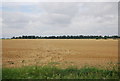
[2,39,118,68]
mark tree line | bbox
[11,35,120,39]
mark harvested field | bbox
[2,39,118,68]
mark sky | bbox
[1,2,119,38]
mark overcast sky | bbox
[1,2,118,38]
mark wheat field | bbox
[2,39,118,68]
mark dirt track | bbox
[2,39,118,68]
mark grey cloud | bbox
[36,2,80,27]
[3,15,29,24]
[3,12,32,29]
[78,2,118,17]
[39,3,80,16]
[40,13,71,25]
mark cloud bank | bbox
[2,2,118,38]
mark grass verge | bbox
[2,65,119,79]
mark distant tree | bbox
[104,36,108,39]
[11,35,120,39]
[12,36,15,39]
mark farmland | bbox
[2,39,118,68]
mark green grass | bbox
[2,65,119,79]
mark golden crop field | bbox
[2,39,118,68]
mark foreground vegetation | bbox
[3,65,119,79]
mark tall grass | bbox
[2,65,119,79]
